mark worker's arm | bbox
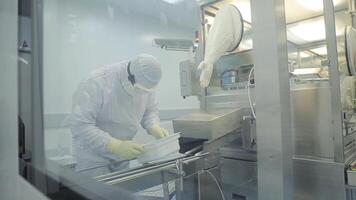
[70,79,112,155]
[141,93,169,139]
[141,92,160,130]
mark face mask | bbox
[134,87,148,95]
[134,83,156,93]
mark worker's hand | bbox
[106,138,144,160]
[148,124,169,139]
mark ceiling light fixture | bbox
[161,0,184,4]
[296,0,341,12]
[291,67,321,75]
[288,19,326,42]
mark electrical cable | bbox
[248,67,256,118]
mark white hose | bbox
[248,67,256,118]
[205,170,226,200]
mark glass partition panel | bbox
[19,0,356,199]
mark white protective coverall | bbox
[70,54,162,175]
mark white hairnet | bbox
[198,4,244,87]
[130,54,162,89]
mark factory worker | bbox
[70,54,169,176]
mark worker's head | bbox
[128,54,162,92]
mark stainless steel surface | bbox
[346,186,356,200]
[106,168,177,194]
[197,172,201,200]
[291,85,334,158]
[201,87,208,111]
[293,157,346,200]
[353,2,356,28]
[206,50,254,89]
[162,173,170,200]
[251,0,293,199]
[172,108,242,140]
[0,0,59,198]
[220,146,256,161]
[96,153,222,199]
[96,154,207,183]
[199,2,208,111]
[153,38,193,51]
[219,142,257,200]
[0,0,48,199]
[220,158,257,200]
[205,92,254,109]
[323,0,345,162]
[197,168,222,200]
[348,170,356,186]
[241,117,256,150]
[18,51,33,162]
[344,132,356,161]
[201,131,242,153]
[31,0,48,192]
[179,60,200,97]
[175,159,184,200]
[181,1,351,200]
[289,1,350,198]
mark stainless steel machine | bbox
[77,1,356,200]
[173,0,356,199]
[92,2,258,199]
